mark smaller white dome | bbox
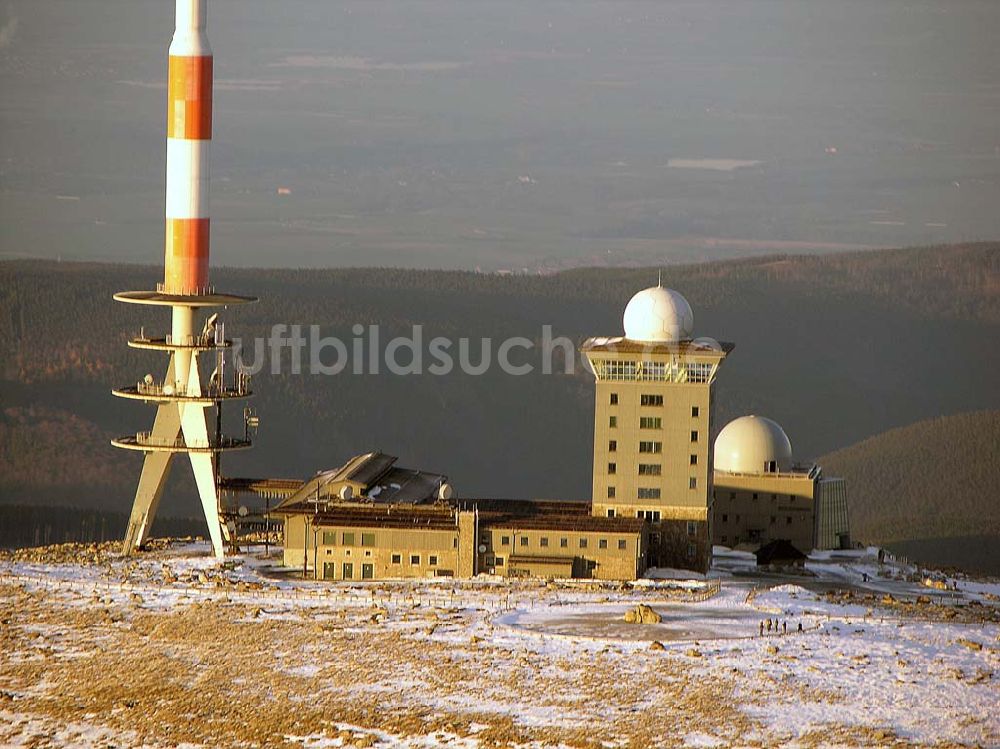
[714,416,793,474]
[622,286,694,342]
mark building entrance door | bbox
[342,562,354,580]
[362,563,374,579]
[323,562,336,580]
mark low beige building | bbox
[275,453,647,581]
[712,416,851,554]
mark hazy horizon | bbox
[2,0,1000,272]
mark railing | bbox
[156,282,216,296]
[127,379,251,399]
[128,432,251,450]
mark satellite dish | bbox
[438,483,453,500]
[143,373,154,386]
[478,544,487,554]
[339,485,354,501]
[162,384,175,396]
[237,505,249,517]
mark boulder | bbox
[623,604,662,624]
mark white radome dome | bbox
[622,286,694,342]
[714,415,793,474]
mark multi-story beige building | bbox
[581,285,732,573]
[712,415,851,554]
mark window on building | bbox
[639,416,662,429]
[650,532,661,544]
[410,554,420,565]
[606,509,616,518]
[494,556,504,566]
[722,514,728,523]
[608,462,617,475]
[608,440,617,452]
[690,454,698,466]
[609,416,617,428]
[342,532,355,546]
[391,554,401,564]
[610,392,619,405]
[690,430,699,443]
[689,477,697,490]
[730,492,736,500]
[429,555,438,566]
[501,536,510,546]
[560,538,568,548]
[607,486,616,498]
[599,538,608,549]
[485,555,495,566]
[637,510,661,522]
[772,494,778,501]
[540,537,549,547]
[579,538,588,549]
[687,544,697,559]
[691,406,700,418]
[618,539,627,550]
[638,487,661,499]
[364,550,372,557]
[687,521,697,536]
[640,394,664,407]
[638,463,661,476]
[520,536,528,547]
[639,441,662,453]
[770,516,776,525]
[722,535,728,544]
[322,531,337,545]
[765,460,777,473]
[787,516,793,525]
[752,492,759,500]
[343,562,354,579]
[361,532,375,546]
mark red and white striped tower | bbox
[113,0,256,559]
[164,0,212,296]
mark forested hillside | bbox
[820,410,1000,545]
[1,243,998,535]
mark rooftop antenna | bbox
[657,269,662,287]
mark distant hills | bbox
[1,243,998,547]
[820,410,1000,545]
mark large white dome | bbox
[622,286,694,342]
[714,415,793,474]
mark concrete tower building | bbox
[581,285,733,573]
[112,0,256,558]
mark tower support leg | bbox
[122,401,181,554]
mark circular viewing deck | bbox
[112,383,253,404]
[111,433,253,453]
[128,333,233,352]
[115,286,257,308]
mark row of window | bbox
[720,514,795,525]
[607,457,697,473]
[389,553,440,565]
[595,361,713,383]
[715,491,801,502]
[607,477,698,498]
[322,531,377,546]
[496,535,629,551]
[610,393,700,418]
[608,418,701,438]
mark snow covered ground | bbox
[0,542,997,748]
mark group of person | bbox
[759,617,803,636]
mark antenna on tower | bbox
[657,269,662,287]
